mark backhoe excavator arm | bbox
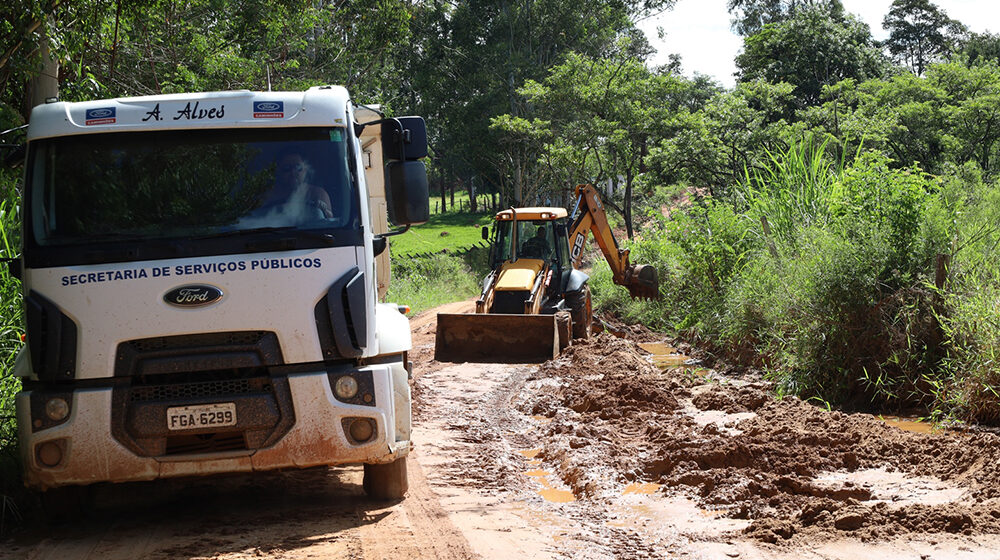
[568,184,659,299]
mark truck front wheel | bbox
[363,457,408,500]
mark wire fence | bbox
[393,240,489,261]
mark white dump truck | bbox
[8,86,428,504]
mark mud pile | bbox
[515,333,1000,544]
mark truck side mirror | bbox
[481,226,489,240]
[381,117,427,161]
[385,160,429,225]
[382,116,430,226]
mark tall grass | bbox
[0,168,24,533]
[738,139,842,248]
[594,140,1000,420]
[386,248,489,315]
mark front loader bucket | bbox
[435,313,560,363]
[625,264,660,299]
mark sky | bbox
[637,0,1000,88]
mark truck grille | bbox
[129,378,261,402]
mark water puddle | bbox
[517,448,542,459]
[517,449,577,503]
[638,342,709,376]
[538,489,576,503]
[877,415,937,434]
[637,342,689,368]
[813,467,965,506]
[623,482,661,495]
[608,495,749,534]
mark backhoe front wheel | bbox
[566,284,592,340]
[363,457,408,501]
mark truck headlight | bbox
[334,376,359,399]
[45,397,70,421]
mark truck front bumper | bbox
[17,365,410,490]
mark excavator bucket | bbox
[435,313,560,363]
[624,264,660,299]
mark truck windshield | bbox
[29,127,357,246]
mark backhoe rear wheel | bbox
[567,284,592,340]
[363,457,408,501]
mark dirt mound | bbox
[593,313,663,342]
[691,384,769,413]
[511,331,1000,544]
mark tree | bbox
[882,0,967,75]
[735,6,885,105]
[727,0,844,36]
[645,80,801,194]
[0,1,417,123]
[958,32,1000,67]
[496,49,678,237]
[399,0,674,208]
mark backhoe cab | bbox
[434,184,659,363]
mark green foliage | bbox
[735,6,886,105]
[0,168,24,532]
[598,140,980,414]
[726,0,846,37]
[883,0,967,75]
[959,32,1000,67]
[385,252,482,314]
[388,210,493,256]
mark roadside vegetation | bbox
[0,168,24,530]
[593,144,1000,422]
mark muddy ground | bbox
[5,301,1000,559]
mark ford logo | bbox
[163,285,223,307]
[88,108,113,118]
[254,101,282,111]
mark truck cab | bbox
[13,86,427,500]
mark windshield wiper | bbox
[191,226,297,240]
[192,226,338,247]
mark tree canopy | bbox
[882,0,967,75]
[735,6,885,105]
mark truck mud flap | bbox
[434,313,559,364]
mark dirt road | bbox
[6,302,1000,559]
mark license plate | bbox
[166,403,237,431]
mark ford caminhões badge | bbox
[163,285,224,307]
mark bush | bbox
[0,168,24,533]
[594,140,993,416]
[386,252,483,315]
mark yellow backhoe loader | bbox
[435,184,659,363]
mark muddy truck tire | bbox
[40,485,89,524]
[567,285,592,340]
[363,457,408,500]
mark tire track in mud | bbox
[514,332,1000,557]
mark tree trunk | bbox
[468,175,477,213]
[24,22,60,121]
[439,175,446,213]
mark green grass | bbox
[386,252,484,314]
[1,169,24,534]
[389,210,493,256]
